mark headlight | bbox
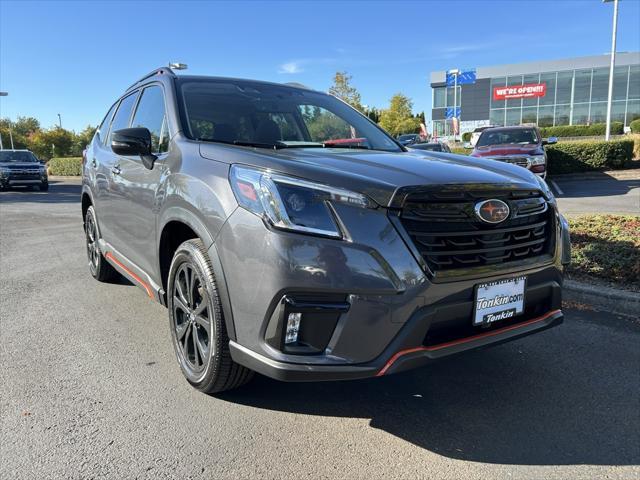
[229,165,375,238]
[529,155,546,166]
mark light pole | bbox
[449,69,460,142]
[0,91,6,149]
[57,113,62,129]
[604,0,619,141]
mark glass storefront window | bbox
[591,68,610,102]
[589,102,607,123]
[446,86,461,107]
[555,104,570,125]
[611,101,626,124]
[506,75,523,109]
[433,87,446,108]
[572,103,589,125]
[628,66,640,100]
[523,73,540,107]
[613,66,629,101]
[505,108,521,126]
[627,99,640,123]
[521,107,537,124]
[538,106,554,127]
[573,69,591,104]
[490,109,505,126]
[491,77,506,108]
[539,72,556,106]
[556,71,573,105]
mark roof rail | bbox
[126,67,176,91]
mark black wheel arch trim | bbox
[158,207,237,341]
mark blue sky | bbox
[1,0,639,132]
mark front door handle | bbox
[111,165,121,175]
[91,158,97,168]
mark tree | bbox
[30,127,75,159]
[365,106,380,123]
[72,125,97,156]
[378,93,421,136]
[328,71,363,112]
[13,116,40,137]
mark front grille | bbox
[398,189,555,273]
[501,157,529,168]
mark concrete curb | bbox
[564,279,640,317]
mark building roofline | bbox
[430,51,640,84]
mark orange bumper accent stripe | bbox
[105,252,154,299]
[376,309,561,377]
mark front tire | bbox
[84,205,119,282]
[168,239,253,394]
[39,181,49,191]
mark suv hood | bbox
[472,144,543,157]
[199,144,541,207]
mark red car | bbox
[469,126,557,179]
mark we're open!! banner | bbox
[493,83,547,101]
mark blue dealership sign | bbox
[445,107,461,119]
[446,69,476,86]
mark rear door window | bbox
[108,92,139,146]
[97,102,118,145]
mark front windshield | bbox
[476,128,539,147]
[0,151,38,163]
[177,79,401,152]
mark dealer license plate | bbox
[474,276,526,325]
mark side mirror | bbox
[111,128,157,169]
[543,136,558,146]
[463,142,473,149]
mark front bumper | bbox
[0,173,47,186]
[216,202,567,382]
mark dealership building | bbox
[430,52,640,137]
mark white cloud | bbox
[278,62,303,74]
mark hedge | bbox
[48,157,82,176]
[461,132,472,142]
[539,122,624,138]
[545,139,634,174]
[630,119,640,134]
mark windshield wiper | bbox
[323,144,371,150]
[196,138,285,149]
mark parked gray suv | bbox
[82,67,571,393]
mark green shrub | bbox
[630,119,640,134]
[539,122,624,138]
[545,139,634,174]
[461,132,472,142]
[48,157,82,176]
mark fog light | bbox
[285,313,301,344]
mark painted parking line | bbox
[549,180,564,196]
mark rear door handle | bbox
[111,165,121,175]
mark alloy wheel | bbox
[172,263,212,377]
[85,213,100,271]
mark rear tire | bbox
[168,239,253,394]
[84,205,119,282]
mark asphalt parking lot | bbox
[1,180,639,480]
[551,173,640,215]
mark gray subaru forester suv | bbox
[82,67,570,393]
